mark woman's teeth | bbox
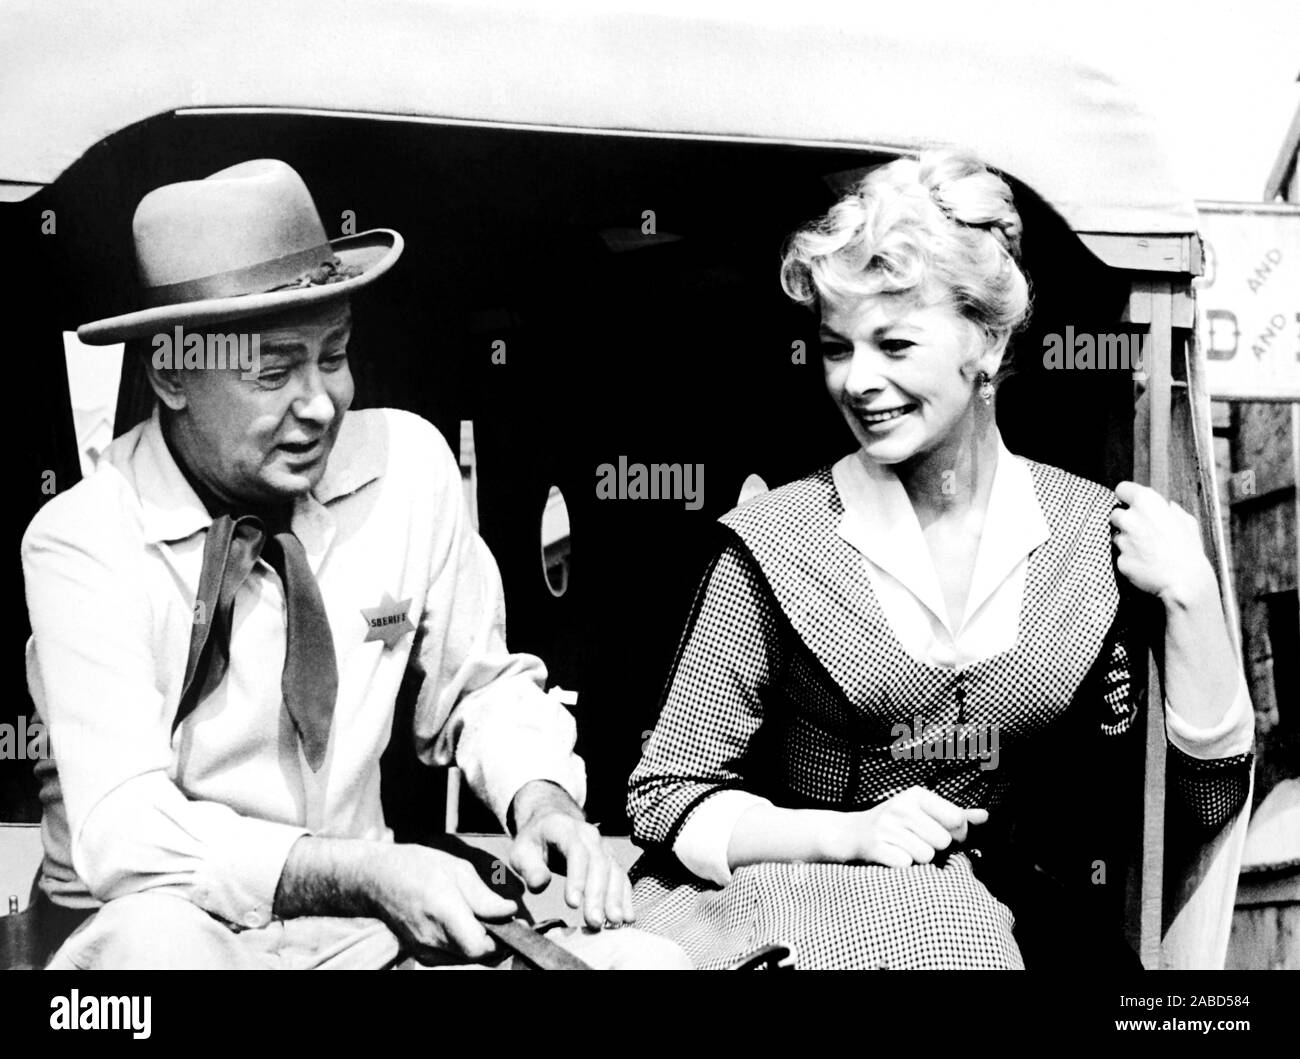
[860,406,913,424]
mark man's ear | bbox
[142,341,188,412]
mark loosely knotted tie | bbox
[175,513,338,771]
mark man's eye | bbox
[320,351,349,371]
[255,370,289,388]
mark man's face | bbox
[164,298,355,507]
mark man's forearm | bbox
[273,836,381,919]
[508,779,584,835]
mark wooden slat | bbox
[1135,279,1172,969]
[1080,233,1200,275]
[1121,277,1195,330]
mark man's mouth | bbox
[855,403,918,427]
[279,438,325,459]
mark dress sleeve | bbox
[627,536,786,858]
[1092,602,1252,833]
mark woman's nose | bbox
[841,346,887,397]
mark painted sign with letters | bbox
[1195,202,1300,401]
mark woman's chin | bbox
[856,434,919,466]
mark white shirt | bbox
[674,440,1254,885]
[23,406,586,927]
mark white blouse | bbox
[673,439,1254,886]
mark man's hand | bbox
[507,780,635,929]
[276,836,518,964]
[363,844,518,964]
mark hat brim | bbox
[76,229,403,345]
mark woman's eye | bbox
[880,339,914,356]
[820,342,852,360]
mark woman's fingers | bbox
[889,789,990,855]
[873,839,921,868]
[861,789,990,866]
[1114,480,1155,508]
[911,787,980,836]
[898,806,955,852]
[877,820,939,864]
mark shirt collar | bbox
[832,434,1050,635]
[129,405,385,546]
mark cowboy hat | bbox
[77,159,402,345]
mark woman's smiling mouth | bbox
[855,403,918,427]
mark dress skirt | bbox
[630,852,1023,970]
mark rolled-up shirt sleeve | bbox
[22,493,307,928]
[409,438,586,827]
[672,789,773,886]
[1165,673,1254,760]
[76,775,305,929]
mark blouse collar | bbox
[832,434,1050,636]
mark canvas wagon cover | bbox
[1,0,1198,242]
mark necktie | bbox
[175,513,339,771]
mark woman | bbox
[626,149,1254,969]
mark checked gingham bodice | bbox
[628,460,1251,851]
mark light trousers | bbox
[46,892,692,970]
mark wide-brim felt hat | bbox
[77,158,403,345]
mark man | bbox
[22,159,688,969]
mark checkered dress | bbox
[626,461,1251,969]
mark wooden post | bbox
[1130,277,1173,969]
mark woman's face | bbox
[818,289,999,467]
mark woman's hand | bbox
[821,787,988,867]
[1111,482,1243,733]
[1110,481,1217,606]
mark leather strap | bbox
[484,920,592,970]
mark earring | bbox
[977,371,994,405]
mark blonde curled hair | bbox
[780,148,1031,365]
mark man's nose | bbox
[291,369,337,426]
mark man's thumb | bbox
[509,836,553,892]
[463,874,518,920]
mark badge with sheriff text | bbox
[361,592,415,649]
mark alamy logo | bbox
[595,456,704,511]
[0,714,48,760]
[890,714,1000,771]
[1042,326,1150,373]
[50,991,151,1039]
[152,325,261,379]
